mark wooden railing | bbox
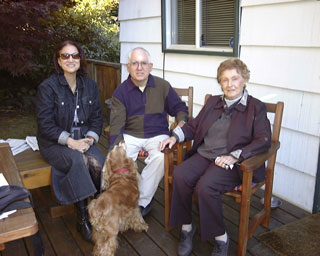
[87,59,121,121]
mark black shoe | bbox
[75,199,92,242]
[178,224,196,256]
[211,234,229,256]
[140,199,154,217]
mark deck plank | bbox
[31,189,84,256]
[1,184,310,256]
[0,155,310,256]
[142,217,178,255]
[123,228,166,256]
[1,238,28,256]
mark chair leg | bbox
[164,151,173,232]
[237,171,253,256]
[164,173,170,231]
[262,155,276,227]
[164,185,172,232]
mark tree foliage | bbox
[50,0,119,63]
[0,0,119,110]
[0,0,69,76]
[0,0,119,77]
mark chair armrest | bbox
[162,141,192,154]
[162,143,179,154]
[240,141,280,172]
[162,141,191,179]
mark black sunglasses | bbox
[59,52,81,60]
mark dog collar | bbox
[114,168,131,174]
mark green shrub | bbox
[0,0,120,111]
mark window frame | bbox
[161,0,240,57]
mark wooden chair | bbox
[163,95,284,256]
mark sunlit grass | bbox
[0,109,37,140]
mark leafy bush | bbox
[46,0,120,63]
[0,0,119,110]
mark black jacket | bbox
[36,73,103,148]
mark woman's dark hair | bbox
[53,40,87,75]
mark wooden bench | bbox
[13,135,109,218]
[13,148,75,218]
[0,143,38,251]
[14,149,51,190]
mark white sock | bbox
[215,232,227,242]
[182,223,192,232]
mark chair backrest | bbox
[168,87,193,130]
[265,103,284,143]
[174,87,194,121]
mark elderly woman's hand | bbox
[215,155,238,170]
[159,136,177,151]
[67,137,91,153]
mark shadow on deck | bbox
[1,177,309,256]
[1,130,310,256]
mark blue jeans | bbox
[39,144,105,205]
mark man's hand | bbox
[159,136,177,151]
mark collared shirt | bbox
[222,89,248,107]
[109,74,188,148]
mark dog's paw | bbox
[133,221,148,232]
[142,223,149,232]
[138,223,149,232]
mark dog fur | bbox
[88,141,148,256]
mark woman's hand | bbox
[215,155,238,170]
[86,136,94,146]
[67,137,91,153]
[159,136,177,151]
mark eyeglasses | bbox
[129,61,149,68]
[59,52,81,60]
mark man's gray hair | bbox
[127,47,152,64]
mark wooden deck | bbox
[0,176,309,256]
[0,131,310,256]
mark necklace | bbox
[69,85,76,93]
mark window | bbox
[162,0,239,56]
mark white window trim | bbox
[162,0,240,56]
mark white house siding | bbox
[118,0,320,212]
[240,0,320,212]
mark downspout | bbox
[312,143,320,213]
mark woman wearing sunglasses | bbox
[36,40,104,242]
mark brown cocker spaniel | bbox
[88,141,148,256]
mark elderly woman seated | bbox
[160,58,271,256]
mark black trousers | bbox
[169,153,242,241]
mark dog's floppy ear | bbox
[101,157,112,190]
